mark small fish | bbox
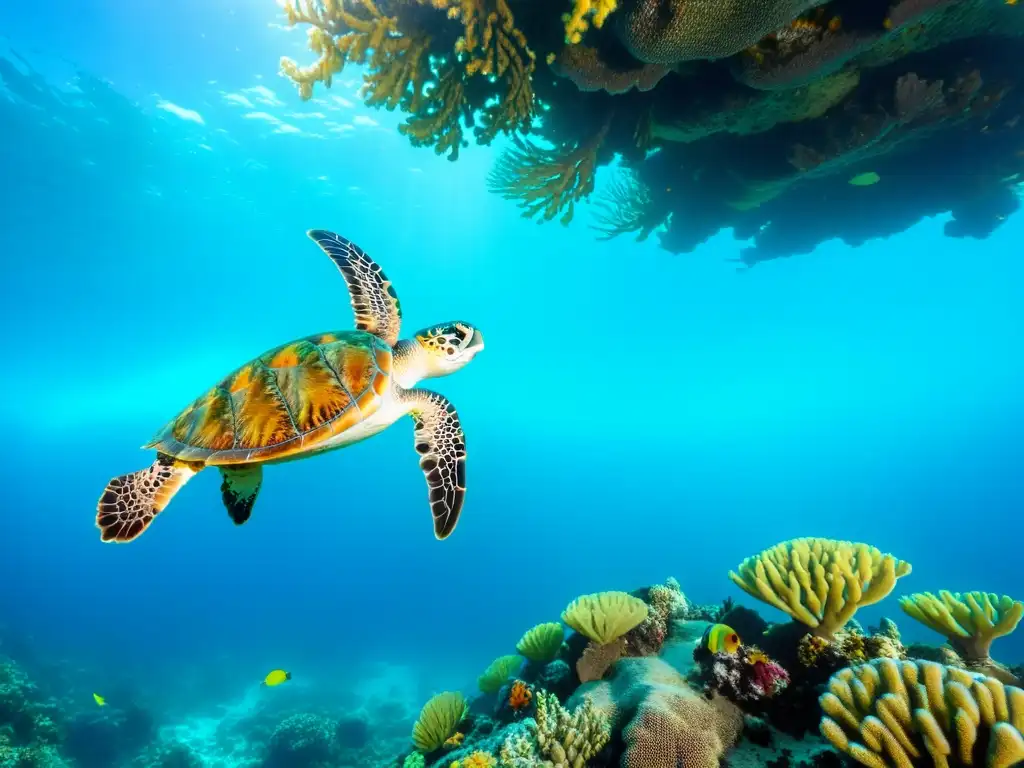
[92,693,106,707]
[883,17,893,28]
[701,624,742,654]
[263,669,292,687]
[1007,0,1017,7]
[849,171,881,186]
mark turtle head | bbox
[415,321,485,377]
[395,321,484,386]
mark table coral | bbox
[728,538,912,639]
[819,658,1024,768]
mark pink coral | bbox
[698,646,790,704]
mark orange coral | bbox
[508,680,532,711]
[444,731,465,748]
[454,751,497,768]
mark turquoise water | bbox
[1,2,1023,767]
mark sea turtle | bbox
[96,229,484,543]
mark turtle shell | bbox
[146,330,392,465]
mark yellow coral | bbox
[899,591,1024,662]
[533,691,611,767]
[488,122,610,225]
[728,537,912,639]
[563,0,619,45]
[819,658,1024,768]
[418,0,536,139]
[412,691,467,753]
[561,590,649,646]
[453,752,496,768]
[516,622,565,663]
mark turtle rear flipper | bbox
[219,465,263,525]
[96,455,201,542]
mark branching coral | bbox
[819,658,1024,768]
[563,0,619,45]
[590,168,668,242]
[426,0,537,141]
[488,122,610,224]
[532,692,611,767]
[729,538,912,639]
[280,0,535,158]
[899,591,1024,673]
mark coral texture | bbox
[819,658,1024,768]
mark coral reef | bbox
[819,658,1024,768]
[899,591,1024,683]
[274,0,1024,262]
[516,624,564,665]
[412,692,468,753]
[729,538,912,639]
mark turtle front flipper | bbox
[219,465,263,525]
[306,229,402,346]
[96,455,202,542]
[400,389,467,540]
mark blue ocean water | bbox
[1,1,1022,766]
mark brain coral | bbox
[568,656,743,767]
[614,0,831,63]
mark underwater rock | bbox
[264,713,334,768]
[333,714,369,750]
[64,704,154,768]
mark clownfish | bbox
[701,624,742,654]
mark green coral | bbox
[516,624,565,663]
[412,691,467,753]
[478,655,525,694]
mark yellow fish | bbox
[263,669,292,687]
[1007,0,1018,7]
[849,171,881,186]
[92,693,106,707]
[701,624,742,654]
